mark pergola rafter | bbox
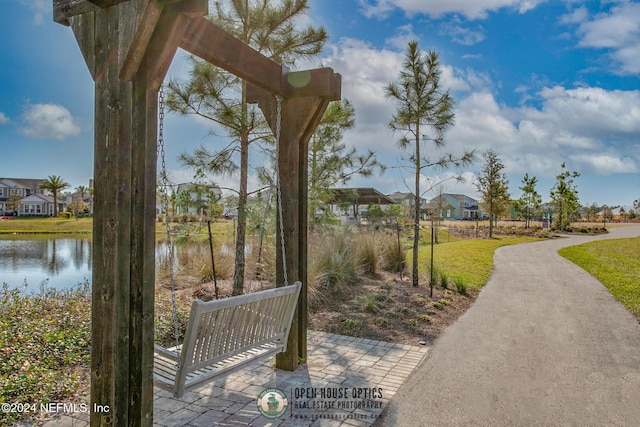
[53,0,340,425]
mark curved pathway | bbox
[378,225,640,427]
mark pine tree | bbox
[385,41,473,287]
[167,0,327,295]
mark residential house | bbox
[0,177,70,216]
[387,191,422,218]
[426,193,481,220]
[19,193,68,216]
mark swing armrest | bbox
[154,344,180,361]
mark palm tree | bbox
[40,175,69,217]
[76,185,88,216]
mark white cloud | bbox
[20,0,48,25]
[569,153,637,176]
[445,85,640,178]
[315,39,639,196]
[572,2,640,74]
[385,24,419,50]
[321,38,402,131]
[20,104,81,140]
[0,112,9,125]
[439,17,486,46]
[534,86,640,139]
[357,0,396,19]
[358,0,546,20]
[559,6,588,25]
[417,171,480,199]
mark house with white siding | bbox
[0,178,69,216]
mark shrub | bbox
[361,293,379,313]
[418,314,432,323]
[0,283,91,425]
[439,271,449,289]
[373,316,388,325]
[156,241,235,286]
[432,301,444,310]
[341,318,361,334]
[155,291,191,347]
[454,279,468,295]
[399,306,412,315]
[378,282,393,292]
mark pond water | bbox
[0,236,241,294]
[0,236,92,293]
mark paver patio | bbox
[36,331,427,427]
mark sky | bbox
[1,0,639,207]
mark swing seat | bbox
[153,282,302,398]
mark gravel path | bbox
[377,225,640,427]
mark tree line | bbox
[158,0,636,295]
[475,152,584,237]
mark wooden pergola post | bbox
[54,0,340,424]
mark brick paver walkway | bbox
[34,331,427,427]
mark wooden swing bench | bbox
[153,282,302,398]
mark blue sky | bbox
[1,0,639,207]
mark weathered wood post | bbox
[54,0,340,423]
[54,1,205,424]
[248,74,340,369]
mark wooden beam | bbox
[86,0,131,7]
[119,0,166,81]
[69,13,96,78]
[182,17,343,100]
[284,69,342,100]
[180,17,285,95]
[53,0,98,26]
[88,1,155,425]
[251,92,336,370]
[120,0,206,85]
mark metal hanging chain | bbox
[158,86,182,362]
[274,96,288,287]
[247,188,273,293]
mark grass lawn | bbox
[0,217,93,233]
[559,237,640,318]
[0,217,236,236]
[416,236,543,289]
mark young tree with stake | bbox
[475,150,510,238]
[386,41,474,287]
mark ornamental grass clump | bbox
[356,233,378,274]
[378,232,406,273]
[308,232,363,310]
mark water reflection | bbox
[0,236,92,292]
[0,237,240,293]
